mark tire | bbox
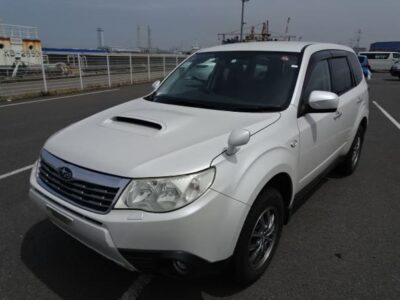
[232,187,284,285]
[338,126,364,175]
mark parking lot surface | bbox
[0,74,399,300]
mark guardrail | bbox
[0,53,188,100]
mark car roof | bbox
[198,41,353,54]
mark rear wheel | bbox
[338,126,364,175]
[232,187,284,285]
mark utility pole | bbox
[147,25,151,51]
[285,17,291,41]
[137,25,141,49]
[355,29,362,48]
[240,0,250,42]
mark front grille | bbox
[37,150,129,213]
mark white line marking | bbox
[120,274,152,300]
[373,101,400,130]
[0,164,35,180]
[0,88,120,108]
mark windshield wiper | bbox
[152,95,282,112]
[160,99,220,110]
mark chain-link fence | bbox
[0,53,187,100]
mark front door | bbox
[297,57,342,190]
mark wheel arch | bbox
[259,172,293,224]
[360,116,368,133]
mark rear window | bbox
[394,53,400,59]
[330,57,353,95]
[360,53,390,60]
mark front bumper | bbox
[29,167,249,272]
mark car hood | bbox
[44,98,280,178]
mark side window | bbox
[303,59,331,101]
[330,57,353,95]
[373,53,390,59]
[393,53,400,59]
[347,53,363,85]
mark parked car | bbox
[358,51,400,72]
[390,61,400,79]
[30,42,369,284]
[358,55,372,79]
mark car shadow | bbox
[383,78,400,82]
[288,165,345,218]
[136,275,245,300]
[21,219,136,300]
[21,220,246,300]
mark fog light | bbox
[172,260,189,275]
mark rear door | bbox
[329,52,360,148]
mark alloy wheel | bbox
[248,207,278,270]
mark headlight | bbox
[114,168,215,212]
[35,157,41,177]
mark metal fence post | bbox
[77,54,84,90]
[40,53,48,94]
[129,55,133,85]
[163,56,166,77]
[106,55,111,88]
[147,55,151,81]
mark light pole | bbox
[240,0,250,42]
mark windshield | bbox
[147,51,301,112]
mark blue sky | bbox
[1,0,399,50]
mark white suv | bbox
[29,42,369,284]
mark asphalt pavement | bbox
[0,74,399,300]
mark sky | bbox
[1,0,399,50]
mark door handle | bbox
[333,111,342,120]
[356,97,363,104]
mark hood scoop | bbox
[101,115,163,136]
[112,116,163,130]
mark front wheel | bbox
[232,187,284,285]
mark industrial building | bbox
[370,41,400,52]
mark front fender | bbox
[211,140,298,208]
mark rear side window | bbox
[394,53,400,59]
[361,53,390,60]
[348,53,363,85]
[330,57,353,95]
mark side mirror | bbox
[308,91,339,113]
[152,80,161,90]
[226,129,251,156]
